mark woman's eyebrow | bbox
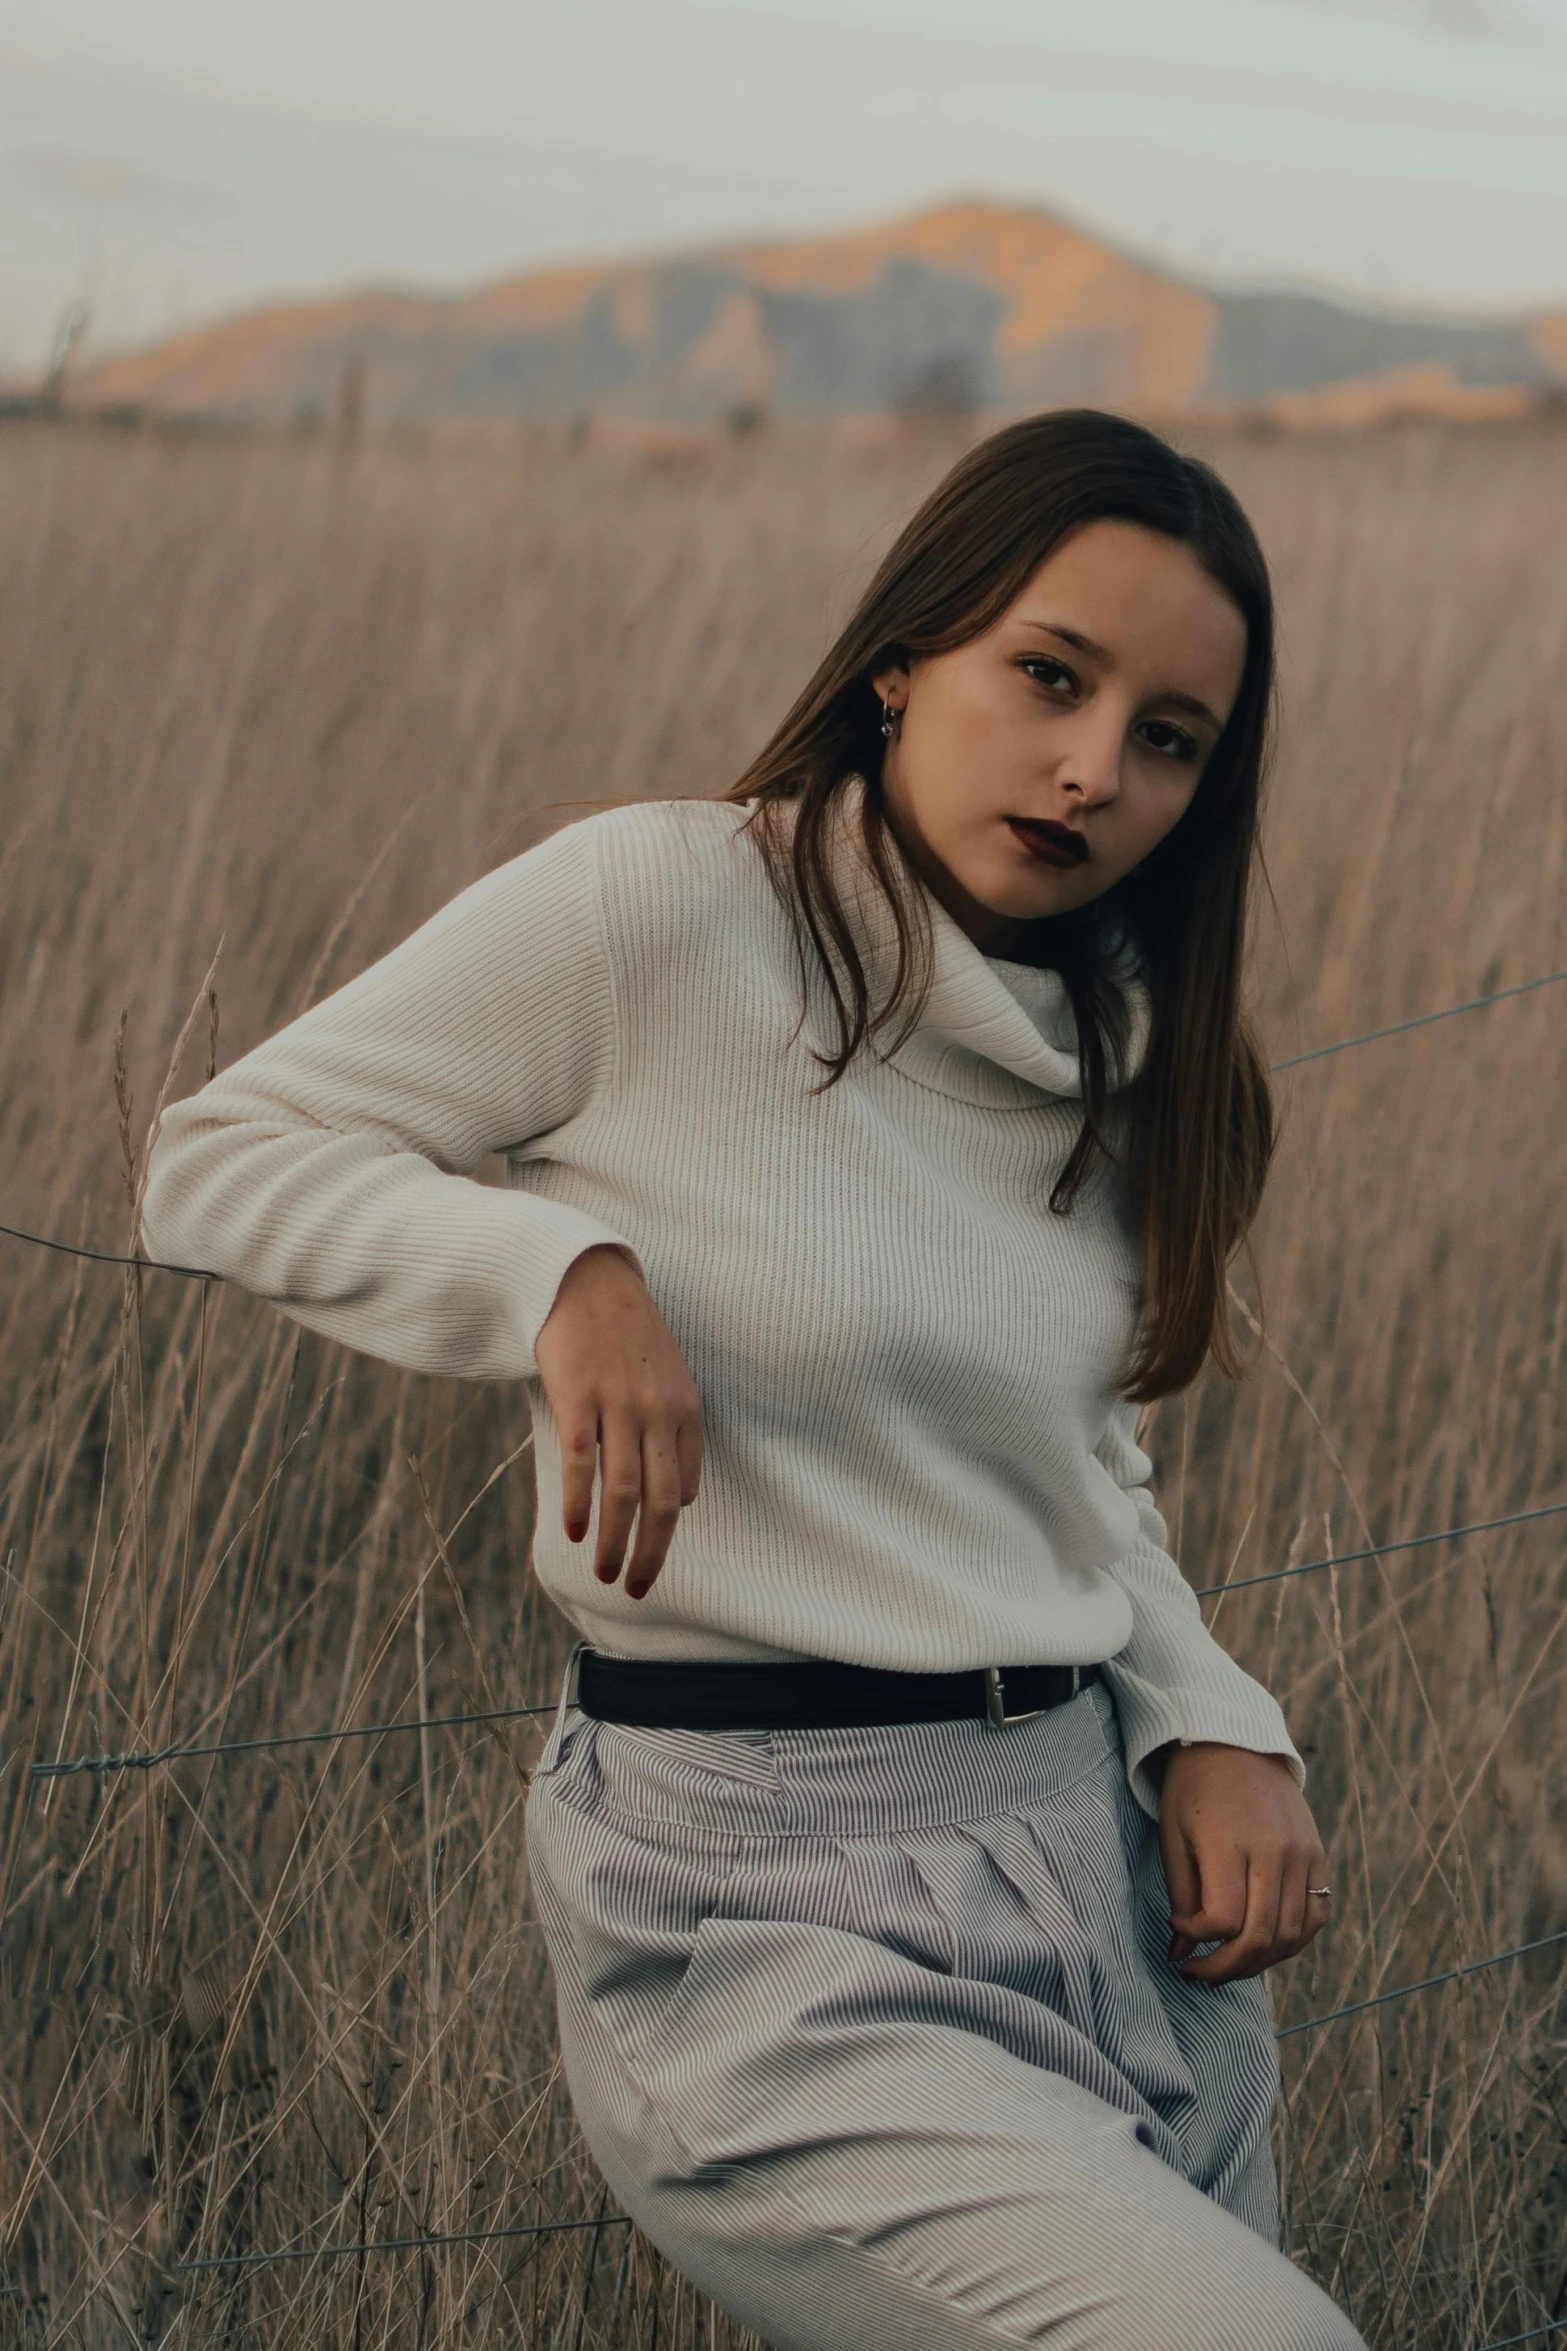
[1015,618,1111,663]
[1157,688,1224,730]
[1013,618,1223,732]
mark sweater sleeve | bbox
[140,816,637,1381]
[1094,1400,1303,1819]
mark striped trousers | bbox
[525,1673,1364,2351]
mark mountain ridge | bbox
[79,200,1567,429]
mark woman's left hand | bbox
[1157,1742,1330,1983]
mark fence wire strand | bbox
[68,1921,1566,2288]
[0,1218,212,1279]
[5,966,1564,1289]
[1194,1499,1567,1599]
[175,2211,634,2276]
[1271,965,1567,1070]
[30,1698,557,1780]
[31,1498,1566,1783]
[1277,1925,1567,2040]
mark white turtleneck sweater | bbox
[142,795,1299,1814]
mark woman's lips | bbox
[1006,816,1089,869]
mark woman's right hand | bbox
[534,1245,704,1599]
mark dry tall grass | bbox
[1,413,1564,2350]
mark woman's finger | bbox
[1170,1840,1248,1976]
[1161,1818,1203,1961]
[1182,1845,1282,1983]
[1274,1850,1310,1960]
[1300,1851,1333,1950]
[559,1406,600,1546]
[1240,1847,1287,1978]
[675,1409,703,1509]
[593,1408,644,1583]
[625,1422,685,1600]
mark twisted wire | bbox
[31,1498,1565,1781]
[1194,1500,1567,1599]
[1271,966,1567,1071]
[5,966,1563,1287]
[1277,1926,1567,2040]
[176,2211,633,2276]
[30,1699,556,1781]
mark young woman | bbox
[144,410,1363,2351]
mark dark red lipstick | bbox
[1006,816,1089,868]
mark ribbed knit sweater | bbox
[142,794,1299,1815]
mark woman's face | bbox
[873,518,1249,956]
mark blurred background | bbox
[3,8,1567,2350]
[5,0,1567,422]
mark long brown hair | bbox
[724,408,1276,1402]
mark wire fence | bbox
[6,959,1566,2335]
[3,1903,1537,2302]
[27,1497,1567,1783]
[1276,1925,1567,2039]
[175,2212,635,2277]
[0,1219,212,1279]
[34,1918,1537,2322]
[3,964,1565,1289]
[1193,1499,1567,1599]
[29,1698,557,1780]
[42,1907,1563,2317]
[1267,965,1567,1069]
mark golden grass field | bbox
[1,411,1565,2349]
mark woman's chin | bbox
[958,865,1091,929]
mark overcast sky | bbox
[4,0,1567,373]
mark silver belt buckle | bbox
[983,1663,1080,1731]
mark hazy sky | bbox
[5,0,1567,372]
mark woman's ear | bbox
[870,653,911,705]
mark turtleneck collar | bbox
[813,777,1151,1111]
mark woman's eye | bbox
[1137,718,1199,763]
[1021,657,1077,697]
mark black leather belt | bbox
[573,1650,1103,1733]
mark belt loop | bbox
[1071,1664,1081,1697]
[556,1642,586,1735]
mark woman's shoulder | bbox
[419,798,771,990]
[575,792,755,865]
[554,795,773,938]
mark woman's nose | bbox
[1056,713,1123,808]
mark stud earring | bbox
[880,698,902,741]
